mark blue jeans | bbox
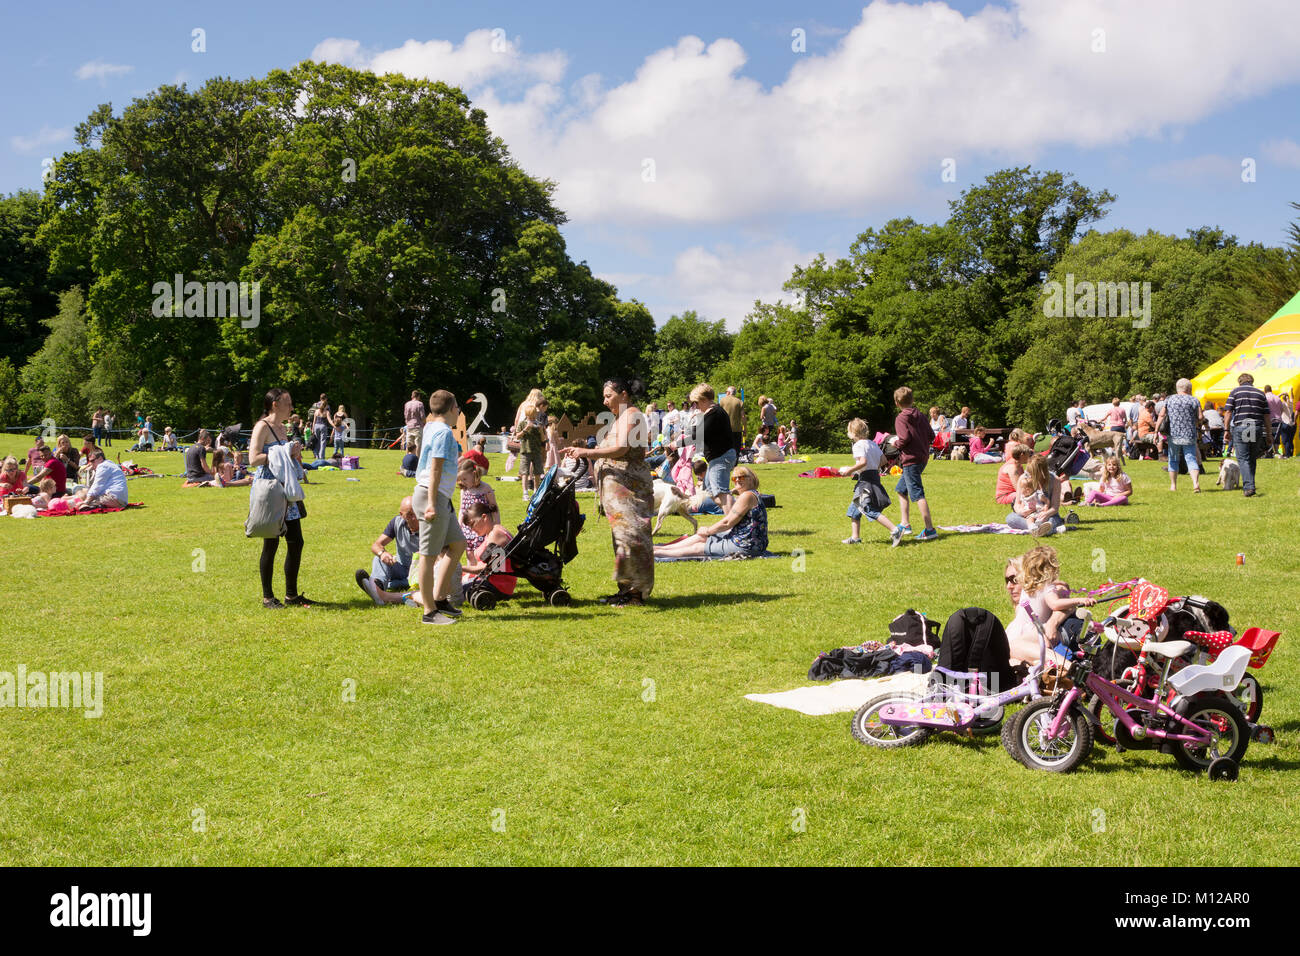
[705,448,737,497]
[1231,421,1266,491]
[895,463,926,501]
[695,496,723,515]
[371,556,411,591]
[1167,441,1200,474]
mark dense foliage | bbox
[2,69,1294,454]
[11,63,653,432]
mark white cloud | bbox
[10,125,71,154]
[311,29,566,90]
[75,60,133,83]
[1262,138,1300,169]
[601,241,821,328]
[329,1,1300,225]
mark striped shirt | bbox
[1225,385,1270,425]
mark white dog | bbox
[652,478,699,534]
[949,445,969,461]
[1217,458,1240,491]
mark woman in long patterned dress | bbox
[563,378,654,606]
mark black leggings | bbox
[260,518,303,599]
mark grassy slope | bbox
[1,434,1296,865]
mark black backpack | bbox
[889,609,940,647]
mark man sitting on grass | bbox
[356,500,513,608]
[78,446,128,510]
[355,496,420,599]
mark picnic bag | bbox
[244,468,287,538]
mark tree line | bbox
[1,62,1295,451]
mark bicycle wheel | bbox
[850,693,933,749]
[1234,675,1263,724]
[1172,697,1250,773]
[1001,707,1027,763]
[971,705,1005,737]
[1087,698,1118,747]
[1014,699,1092,773]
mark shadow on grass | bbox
[479,591,785,620]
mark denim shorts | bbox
[1167,441,1200,473]
[847,499,882,522]
[894,463,926,501]
[704,448,736,497]
[704,533,749,557]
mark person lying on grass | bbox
[653,466,768,559]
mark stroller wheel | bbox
[549,588,571,607]
[469,590,497,611]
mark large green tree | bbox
[645,311,734,400]
[19,287,93,428]
[1005,228,1259,427]
[0,190,84,369]
[538,341,602,418]
[36,63,652,432]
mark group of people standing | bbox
[1072,374,1282,496]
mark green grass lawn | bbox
[1,434,1297,866]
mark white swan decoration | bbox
[467,392,489,436]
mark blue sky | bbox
[4,0,1299,327]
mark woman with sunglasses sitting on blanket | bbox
[653,466,767,559]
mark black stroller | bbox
[464,459,588,610]
[1045,419,1091,477]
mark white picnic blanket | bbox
[744,671,927,716]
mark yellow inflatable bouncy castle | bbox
[1192,290,1300,404]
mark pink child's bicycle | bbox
[1007,608,1255,780]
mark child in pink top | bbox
[1084,457,1132,506]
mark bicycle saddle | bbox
[1166,645,1252,698]
[1140,640,1193,659]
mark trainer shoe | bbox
[890,527,905,548]
[435,599,462,617]
[1032,521,1055,537]
[421,611,458,625]
[355,569,383,606]
[897,524,913,535]
[916,528,938,542]
[841,536,862,544]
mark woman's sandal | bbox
[612,591,645,607]
[285,594,315,607]
[263,597,285,609]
